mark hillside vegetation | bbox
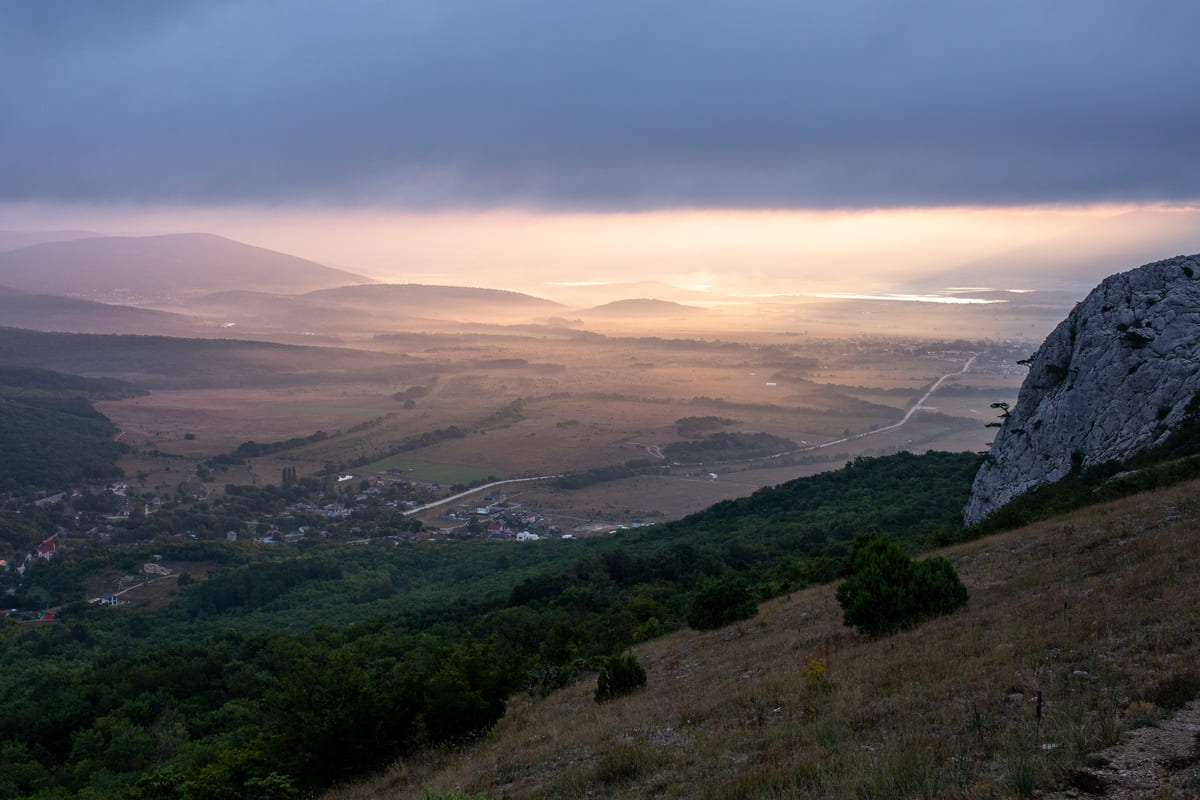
[336,479,1200,799]
[0,367,140,493]
[3,335,1196,799]
[0,327,409,389]
[0,451,981,799]
[9,436,1197,799]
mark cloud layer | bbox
[5,1,1200,209]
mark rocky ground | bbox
[1038,699,1200,799]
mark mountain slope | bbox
[0,230,99,251]
[332,477,1200,800]
[0,233,370,302]
[0,367,138,492]
[0,291,204,335]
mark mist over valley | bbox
[5,4,1200,796]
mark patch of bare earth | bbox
[1038,700,1200,799]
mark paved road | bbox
[401,474,563,516]
[761,353,978,459]
[402,354,977,515]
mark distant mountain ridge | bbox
[0,233,370,302]
[303,283,562,310]
[170,283,565,336]
[0,230,100,251]
[0,292,201,336]
[963,253,1200,524]
[540,280,715,306]
[579,298,705,317]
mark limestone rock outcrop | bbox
[963,254,1200,525]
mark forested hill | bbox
[0,367,140,493]
[0,326,405,389]
[634,450,984,564]
[0,450,985,799]
[0,365,144,400]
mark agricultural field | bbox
[91,328,1027,525]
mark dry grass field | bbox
[328,479,1200,800]
[94,330,1023,519]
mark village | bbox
[0,468,607,621]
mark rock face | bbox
[963,254,1200,525]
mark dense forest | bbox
[0,450,983,799]
[8,423,1200,797]
[6,366,1198,799]
[0,367,140,493]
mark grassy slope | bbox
[331,478,1200,800]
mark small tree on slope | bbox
[595,652,647,702]
[835,535,968,637]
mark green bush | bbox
[687,576,758,630]
[835,535,967,636]
[595,652,647,702]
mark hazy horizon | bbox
[4,204,1199,305]
[4,3,1200,303]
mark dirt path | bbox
[1037,700,1200,799]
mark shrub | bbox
[595,652,647,702]
[835,535,967,636]
[687,576,758,630]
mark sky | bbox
[3,1,1200,295]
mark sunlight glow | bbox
[809,293,1005,305]
[3,201,1195,298]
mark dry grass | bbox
[325,478,1200,800]
[96,333,1023,522]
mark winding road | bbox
[779,353,978,456]
[402,475,563,516]
[401,355,978,515]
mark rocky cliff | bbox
[963,254,1200,525]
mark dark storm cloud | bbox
[3,0,1199,209]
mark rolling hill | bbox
[0,288,206,336]
[577,298,707,318]
[175,283,567,335]
[539,280,718,306]
[0,233,371,303]
[0,327,418,389]
[303,283,563,316]
[0,367,140,493]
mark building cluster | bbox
[443,494,562,541]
